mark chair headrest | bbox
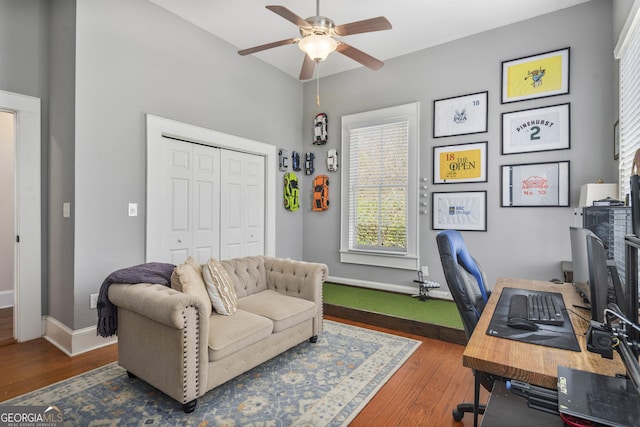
[438,230,488,303]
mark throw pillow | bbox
[171,257,212,318]
[203,258,238,316]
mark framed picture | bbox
[433,141,488,184]
[432,191,487,231]
[501,161,570,207]
[614,120,620,160]
[433,91,488,138]
[501,47,570,104]
[501,103,570,154]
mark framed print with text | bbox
[501,47,569,104]
[433,141,487,184]
[501,161,569,207]
[433,91,488,138]
[432,191,487,231]
[502,103,570,154]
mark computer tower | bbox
[575,206,632,281]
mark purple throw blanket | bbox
[97,262,175,337]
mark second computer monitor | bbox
[570,226,596,304]
[586,234,614,323]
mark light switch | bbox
[63,202,70,218]
[128,203,138,217]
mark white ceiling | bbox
[150,0,590,80]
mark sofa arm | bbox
[109,283,209,329]
[108,283,209,407]
[263,257,328,335]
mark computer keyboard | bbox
[508,293,565,326]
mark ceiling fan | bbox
[237,0,392,81]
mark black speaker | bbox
[587,322,613,359]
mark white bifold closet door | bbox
[160,138,265,265]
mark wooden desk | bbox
[463,277,626,390]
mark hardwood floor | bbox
[0,315,487,426]
[0,307,16,346]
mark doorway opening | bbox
[0,110,16,345]
[0,90,42,343]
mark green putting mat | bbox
[323,283,463,329]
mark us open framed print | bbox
[433,91,488,138]
[433,141,487,184]
[501,161,569,207]
[501,47,570,104]
[432,191,487,231]
[502,103,570,154]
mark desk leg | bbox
[473,371,480,427]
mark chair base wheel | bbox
[126,371,137,379]
[309,335,318,343]
[452,408,464,421]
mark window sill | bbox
[339,250,419,270]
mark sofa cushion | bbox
[203,259,238,316]
[170,257,212,318]
[237,290,316,333]
[207,309,273,361]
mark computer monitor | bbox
[587,234,618,323]
[570,226,597,304]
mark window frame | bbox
[616,1,640,201]
[339,102,420,270]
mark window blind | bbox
[617,4,640,199]
[348,120,409,253]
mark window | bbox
[616,2,640,199]
[340,102,420,270]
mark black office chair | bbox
[436,230,495,426]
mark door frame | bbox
[0,90,42,342]
[145,114,276,261]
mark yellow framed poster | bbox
[433,141,487,184]
[501,47,570,104]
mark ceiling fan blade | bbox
[334,16,392,36]
[266,5,312,30]
[336,43,384,70]
[299,54,316,80]
[238,38,297,56]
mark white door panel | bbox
[220,150,265,259]
[160,138,263,264]
[162,140,192,263]
[192,145,220,264]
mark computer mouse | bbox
[507,317,539,331]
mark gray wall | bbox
[70,0,304,329]
[0,0,626,331]
[302,0,617,292]
[48,0,76,328]
[0,0,51,311]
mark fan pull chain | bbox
[316,60,321,106]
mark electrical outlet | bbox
[128,203,138,217]
[421,266,429,276]
[90,293,98,309]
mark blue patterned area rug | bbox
[3,321,420,426]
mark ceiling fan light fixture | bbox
[298,34,337,61]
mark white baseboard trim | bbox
[0,290,14,309]
[326,275,453,301]
[44,316,117,356]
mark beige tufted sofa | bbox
[108,256,328,413]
